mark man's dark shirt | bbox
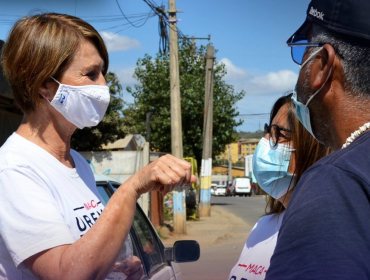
[266,131,370,280]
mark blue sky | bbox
[0,0,310,132]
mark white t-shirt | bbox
[0,133,105,280]
[228,212,284,280]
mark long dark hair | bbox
[264,93,331,215]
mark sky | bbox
[0,0,310,132]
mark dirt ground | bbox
[160,205,252,248]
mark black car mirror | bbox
[165,240,200,263]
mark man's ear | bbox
[312,44,335,90]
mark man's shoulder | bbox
[290,133,370,212]
[266,135,370,279]
[303,132,370,180]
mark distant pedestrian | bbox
[228,93,330,280]
[266,0,370,279]
[186,187,197,209]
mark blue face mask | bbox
[252,138,295,199]
[292,47,332,140]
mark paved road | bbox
[211,195,266,227]
[178,195,266,280]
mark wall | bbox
[79,143,150,216]
[80,150,143,181]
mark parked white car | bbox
[210,183,217,196]
[214,185,226,196]
[94,174,200,280]
[231,177,252,197]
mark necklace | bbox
[342,122,370,149]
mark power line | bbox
[237,113,270,120]
[238,113,269,116]
[115,0,154,28]
[142,0,190,53]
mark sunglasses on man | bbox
[287,34,325,65]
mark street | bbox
[178,195,266,280]
[212,195,266,226]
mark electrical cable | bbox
[142,0,188,53]
[115,0,153,28]
[158,6,168,54]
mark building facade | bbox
[215,142,239,163]
[215,138,260,163]
[238,138,260,158]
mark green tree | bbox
[124,41,245,166]
[71,72,131,151]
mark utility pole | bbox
[189,34,211,51]
[200,46,215,217]
[146,112,153,223]
[167,0,186,234]
[146,112,153,143]
[228,144,233,184]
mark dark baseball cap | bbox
[287,0,370,43]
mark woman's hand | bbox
[125,256,143,280]
[131,154,197,197]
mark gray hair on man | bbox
[308,24,370,99]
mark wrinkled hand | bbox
[112,258,131,273]
[124,256,143,280]
[133,154,197,196]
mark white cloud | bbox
[218,58,299,132]
[100,32,141,52]
[244,69,298,95]
[116,67,137,86]
[220,58,248,81]
[220,58,298,95]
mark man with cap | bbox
[265,0,370,279]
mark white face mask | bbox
[48,77,110,129]
[292,47,332,140]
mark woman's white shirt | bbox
[0,133,104,280]
[228,212,284,280]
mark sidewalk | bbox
[160,204,253,248]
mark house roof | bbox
[101,134,134,150]
[101,134,146,150]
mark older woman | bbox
[0,13,195,280]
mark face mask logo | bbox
[292,47,332,140]
[48,77,110,129]
[58,93,66,104]
[252,138,295,199]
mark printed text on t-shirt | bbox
[239,263,267,275]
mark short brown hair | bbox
[1,13,109,114]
